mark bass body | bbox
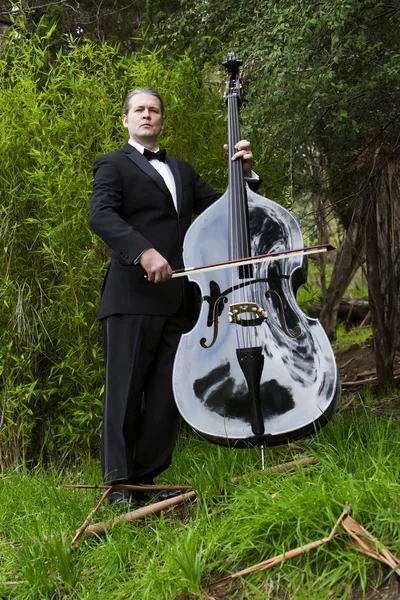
[173,186,340,446]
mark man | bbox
[89,88,258,508]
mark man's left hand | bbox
[224,139,254,178]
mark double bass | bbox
[172,52,340,446]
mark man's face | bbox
[122,92,165,149]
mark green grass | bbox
[0,407,399,599]
[334,323,373,352]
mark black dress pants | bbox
[101,310,193,486]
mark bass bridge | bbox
[229,302,267,324]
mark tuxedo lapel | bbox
[123,143,172,200]
[167,156,183,214]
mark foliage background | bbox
[1,0,399,466]
[0,21,227,467]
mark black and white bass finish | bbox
[172,52,340,446]
[173,187,340,446]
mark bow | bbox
[171,244,335,278]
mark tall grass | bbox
[0,409,399,599]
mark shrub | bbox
[0,18,225,467]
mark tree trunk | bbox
[308,297,369,322]
[313,190,329,298]
[319,196,365,340]
[307,147,330,299]
[364,150,400,388]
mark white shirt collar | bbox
[128,139,159,154]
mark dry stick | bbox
[338,357,355,370]
[262,456,319,473]
[342,370,400,388]
[341,514,400,577]
[231,456,319,484]
[72,491,197,546]
[71,487,112,546]
[357,369,378,378]
[65,484,192,491]
[0,540,21,548]
[359,310,371,328]
[209,504,351,588]
[342,376,378,387]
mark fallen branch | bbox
[71,487,112,546]
[70,459,316,547]
[210,504,351,587]
[72,491,197,547]
[261,456,319,473]
[342,375,379,387]
[65,483,192,492]
[308,297,370,322]
[339,357,355,370]
[231,456,319,484]
[209,504,400,590]
[342,371,400,388]
[359,310,371,328]
[342,513,400,576]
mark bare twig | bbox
[342,513,400,577]
[338,357,355,370]
[359,310,371,327]
[210,504,351,587]
[65,483,192,491]
[71,487,111,546]
[209,503,400,590]
[231,456,319,484]
[72,491,197,546]
[262,456,319,473]
[342,371,400,388]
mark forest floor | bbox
[336,337,400,399]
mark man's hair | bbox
[123,88,165,116]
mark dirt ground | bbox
[335,338,400,390]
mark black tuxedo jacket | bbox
[89,142,222,319]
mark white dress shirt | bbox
[128,139,178,211]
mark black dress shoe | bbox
[109,490,140,511]
[136,489,185,504]
[158,489,185,501]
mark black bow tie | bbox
[143,148,167,163]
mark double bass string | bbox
[227,94,243,349]
[231,92,254,349]
[228,91,256,350]
[228,94,241,348]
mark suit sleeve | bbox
[89,155,153,265]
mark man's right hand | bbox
[140,248,173,283]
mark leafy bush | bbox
[0,17,226,467]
